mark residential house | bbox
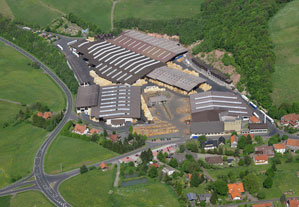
[287,198,299,207]
[281,113,299,128]
[205,156,223,165]
[227,158,235,166]
[286,139,299,152]
[37,111,52,119]
[198,193,212,203]
[203,140,218,150]
[255,146,274,158]
[187,193,197,201]
[273,143,286,154]
[109,134,119,142]
[227,183,244,200]
[162,167,175,176]
[230,135,237,148]
[100,163,107,171]
[73,124,88,135]
[254,154,268,165]
[218,136,226,145]
[252,202,273,207]
[248,123,268,134]
[119,156,137,165]
[89,128,102,135]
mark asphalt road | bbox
[0,37,73,207]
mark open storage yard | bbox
[60,169,181,207]
[269,0,299,105]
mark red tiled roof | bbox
[109,134,119,142]
[100,163,107,169]
[282,113,299,122]
[152,163,159,168]
[228,183,244,199]
[231,135,236,144]
[273,143,286,150]
[252,202,272,207]
[255,154,268,162]
[74,124,87,134]
[288,198,299,207]
[287,139,299,147]
[90,128,101,135]
[37,112,43,117]
[250,116,260,123]
[188,174,192,180]
[43,112,52,119]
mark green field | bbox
[44,135,117,174]
[5,0,112,32]
[10,191,54,207]
[0,101,22,126]
[207,162,299,199]
[60,169,181,207]
[115,0,202,22]
[269,0,299,105]
[0,41,65,111]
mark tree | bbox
[80,165,88,174]
[238,159,245,166]
[266,168,275,177]
[280,194,286,203]
[210,192,218,204]
[198,135,207,147]
[91,134,99,142]
[255,136,264,145]
[200,201,206,207]
[244,155,252,166]
[213,180,228,196]
[263,176,273,188]
[103,129,108,137]
[271,163,277,171]
[237,136,247,149]
[169,158,178,168]
[282,135,288,140]
[257,191,266,200]
[244,144,254,155]
[190,172,203,187]
[286,153,293,163]
[234,148,240,157]
[140,149,153,164]
[243,174,259,194]
[179,144,185,153]
[157,151,166,163]
[78,119,82,124]
[148,166,158,178]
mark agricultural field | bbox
[60,169,181,207]
[44,135,117,174]
[0,101,22,126]
[0,0,14,19]
[4,0,112,32]
[269,0,299,106]
[0,41,65,111]
[10,191,54,207]
[206,161,299,199]
[115,0,202,22]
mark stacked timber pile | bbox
[199,83,212,91]
[167,61,182,70]
[144,86,165,93]
[133,79,147,86]
[90,71,114,86]
[148,79,188,95]
[141,95,153,121]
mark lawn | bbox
[4,0,112,32]
[0,101,22,126]
[0,122,48,188]
[206,161,299,199]
[44,135,117,174]
[0,41,65,112]
[10,191,54,207]
[0,195,11,207]
[115,0,203,22]
[0,0,14,19]
[269,0,299,105]
[60,169,181,207]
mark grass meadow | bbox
[269,0,299,105]
[44,135,117,174]
[115,0,202,22]
[9,191,54,207]
[0,41,65,111]
[60,169,181,207]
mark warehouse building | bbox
[90,85,141,127]
[190,91,253,137]
[70,30,188,85]
[75,85,141,127]
[146,66,206,93]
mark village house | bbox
[281,113,299,128]
[227,183,244,200]
[252,202,273,207]
[100,163,107,171]
[73,124,88,135]
[255,146,274,158]
[198,193,212,203]
[254,154,268,165]
[250,115,261,123]
[109,134,119,142]
[205,156,223,165]
[89,128,102,135]
[286,139,299,152]
[37,111,52,119]
[230,135,238,148]
[273,143,286,154]
[187,193,197,202]
[287,198,299,207]
[203,140,218,150]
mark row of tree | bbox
[0,15,78,94]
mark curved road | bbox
[0,37,73,207]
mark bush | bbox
[80,165,88,174]
[263,177,273,188]
[257,191,266,200]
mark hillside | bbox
[269,0,299,106]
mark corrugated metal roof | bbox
[75,85,99,108]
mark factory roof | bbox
[91,85,141,120]
[147,66,206,92]
[109,30,187,63]
[75,85,99,108]
[190,91,251,117]
[190,121,224,134]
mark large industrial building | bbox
[76,84,141,127]
[70,30,188,85]
[189,91,255,137]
